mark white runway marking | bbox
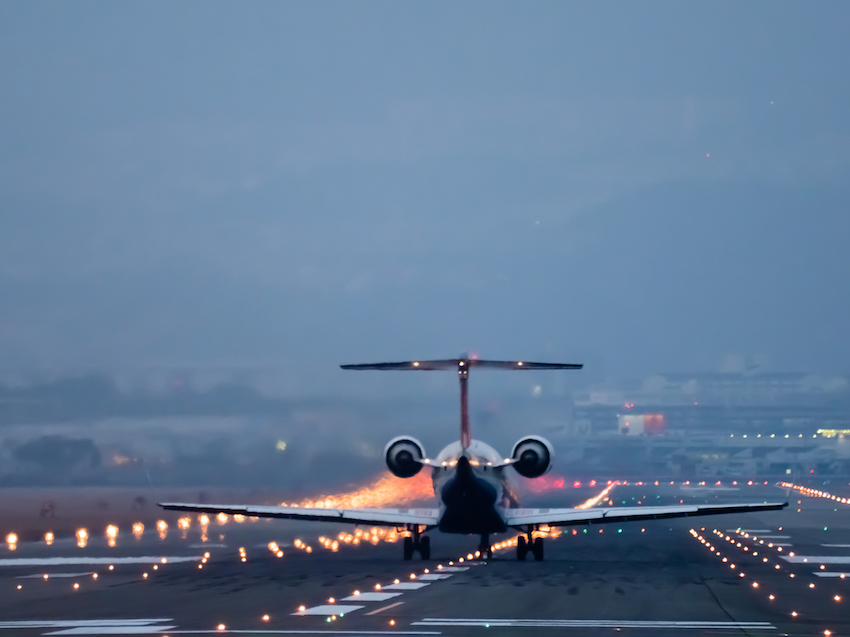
[364,602,405,616]
[16,572,95,579]
[815,572,849,578]
[435,567,468,572]
[414,619,775,630]
[293,605,364,616]
[752,535,790,539]
[382,582,429,590]
[188,543,227,548]
[45,627,177,635]
[822,544,850,548]
[162,629,443,635]
[0,621,171,628]
[0,621,442,635]
[418,574,452,581]
[341,592,402,602]
[727,529,771,533]
[781,555,850,564]
[0,557,200,567]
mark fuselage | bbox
[430,439,520,535]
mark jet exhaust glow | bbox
[282,471,434,510]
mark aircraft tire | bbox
[533,538,544,561]
[403,537,414,560]
[517,536,527,561]
[419,536,430,560]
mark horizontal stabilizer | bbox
[342,359,582,371]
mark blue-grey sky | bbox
[1,2,848,395]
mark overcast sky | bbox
[1,2,848,396]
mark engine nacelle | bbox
[384,436,426,478]
[510,435,554,478]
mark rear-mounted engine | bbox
[385,436,426,478]
[510,435,554,478]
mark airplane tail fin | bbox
[342,358,583,450]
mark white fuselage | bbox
[428,439,520,534]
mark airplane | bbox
[159,358,788,561]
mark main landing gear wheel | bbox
[517,535,528,561]
[477,534,492,560]
[476,544,492,560]
[533,537,544,561]
[403,534,430,560]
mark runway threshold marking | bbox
[413,619,776,630]
[364,602,405,616]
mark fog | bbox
[1,3,848,489]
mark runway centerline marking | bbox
[365,602,405,616]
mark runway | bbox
[1,483,848,636]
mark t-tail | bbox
[341,357,583,450]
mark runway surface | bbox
[1,482,848,636]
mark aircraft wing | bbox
[504,501,788,528]
[158,502,440,527]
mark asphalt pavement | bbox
[1,482,848,636]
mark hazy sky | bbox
[1,2,848,394]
